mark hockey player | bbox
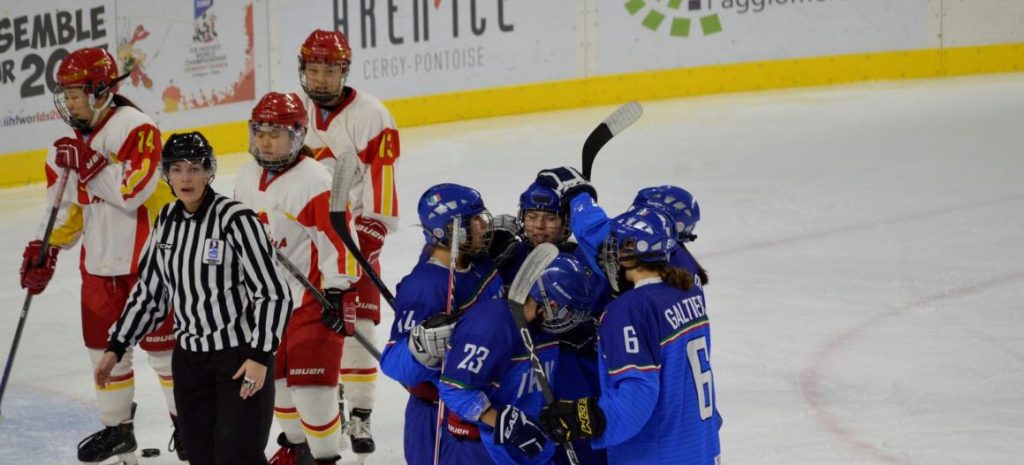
[297,29,401,454]
[539,209,722,465]
[380,183,503,465]
[630,186,707,286]
[438,253,606,465]
[233,92,361,465]
[17,47,182,464]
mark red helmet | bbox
[249,92,308,171]
[56,47,120,94]
[299,29,352,66]
[250,92,307,130]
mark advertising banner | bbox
[271,0,578,100]
[594,0,931,75]
[0,0,257,153]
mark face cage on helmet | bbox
[534,278,589,334]
[248,122,305,171]
[458,211,494,257]
[54,85,113,130]
[298,59,350,105]
[518,208,570,246]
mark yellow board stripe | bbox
[4,43,1023,188]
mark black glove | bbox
[321,288,358,336]
[539,397,606,444]
[494,405,548,458]
[488,214,522,267]
[535,167,597,207]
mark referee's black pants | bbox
[172,345,275,465]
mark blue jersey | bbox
[568,194,612,280]
[439,299,560,465]
[380,258,504,465]
[594,279,721,465]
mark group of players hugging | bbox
[18,24,721,465]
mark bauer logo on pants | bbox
[203,238,223,265]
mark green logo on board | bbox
[625,0,723,37]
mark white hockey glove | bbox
[408,313,457,368]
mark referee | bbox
[95,131,292,465]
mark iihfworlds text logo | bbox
[626,0,841,38]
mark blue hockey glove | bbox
[494,405,548,458]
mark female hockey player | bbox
[379,183,503,465]
[17,47,182,464]
[298,30,402,453]
[99,132,292,465]
[539,208,722,465]
[233,92,361,465]
[437,253,595,465]
[629,186,707,286]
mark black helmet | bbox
[161,131,216,176]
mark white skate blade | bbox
[83,451,138,465]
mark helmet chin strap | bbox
[86,92,114,128]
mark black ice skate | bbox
[168,415,187,461]
[347,408,375,455]
[76,422,138,465]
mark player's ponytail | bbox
[656,264,693,291]
[111,94,142,112]
[679,243,709,286]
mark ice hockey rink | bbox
[2,72,1023,464]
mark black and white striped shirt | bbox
[109,189,291,363]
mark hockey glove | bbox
[54,136,108,183]
[539,397,606,443]
[321,288,358,336]
[354,217,387,263]
[494,405,547,458]
[20,240,59,295]
[535,166,597,207]
[407,312,457,368]
[488,214,522,268]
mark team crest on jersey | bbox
[203,238,224,265]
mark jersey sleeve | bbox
[569,193,612,276]
[352,108,400,232]
[380,272,446,387]
[85,123,162,212]
[294,190,360,289]
[37,149,84,248]
[439,311,512,422]
[593,300,662,448]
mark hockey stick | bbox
[327,154,398,311]
[274,249,381,361]
[433,216,462,465]
[507,243,581,465]
[581,101,643,180]
[0,168,72,414]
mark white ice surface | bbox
[2,73,1024,464]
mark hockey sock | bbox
[339,319,378,411]
[89,348,135,426]
[293,385,343,460]
[273,379,305,445]
[146,349,177,416]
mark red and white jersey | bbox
[234,155,360,304]
[38,104,174,276]
[302,88,400,232]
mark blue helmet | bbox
[528,253,593,334]
[417,183,493,253]
[602,207,676,293]
[631,185,700,242]
[518,181,569,246]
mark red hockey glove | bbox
[20,240,59,295]
[354,217,386,262]
[321,288,358,336]
[54,136,107,183]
